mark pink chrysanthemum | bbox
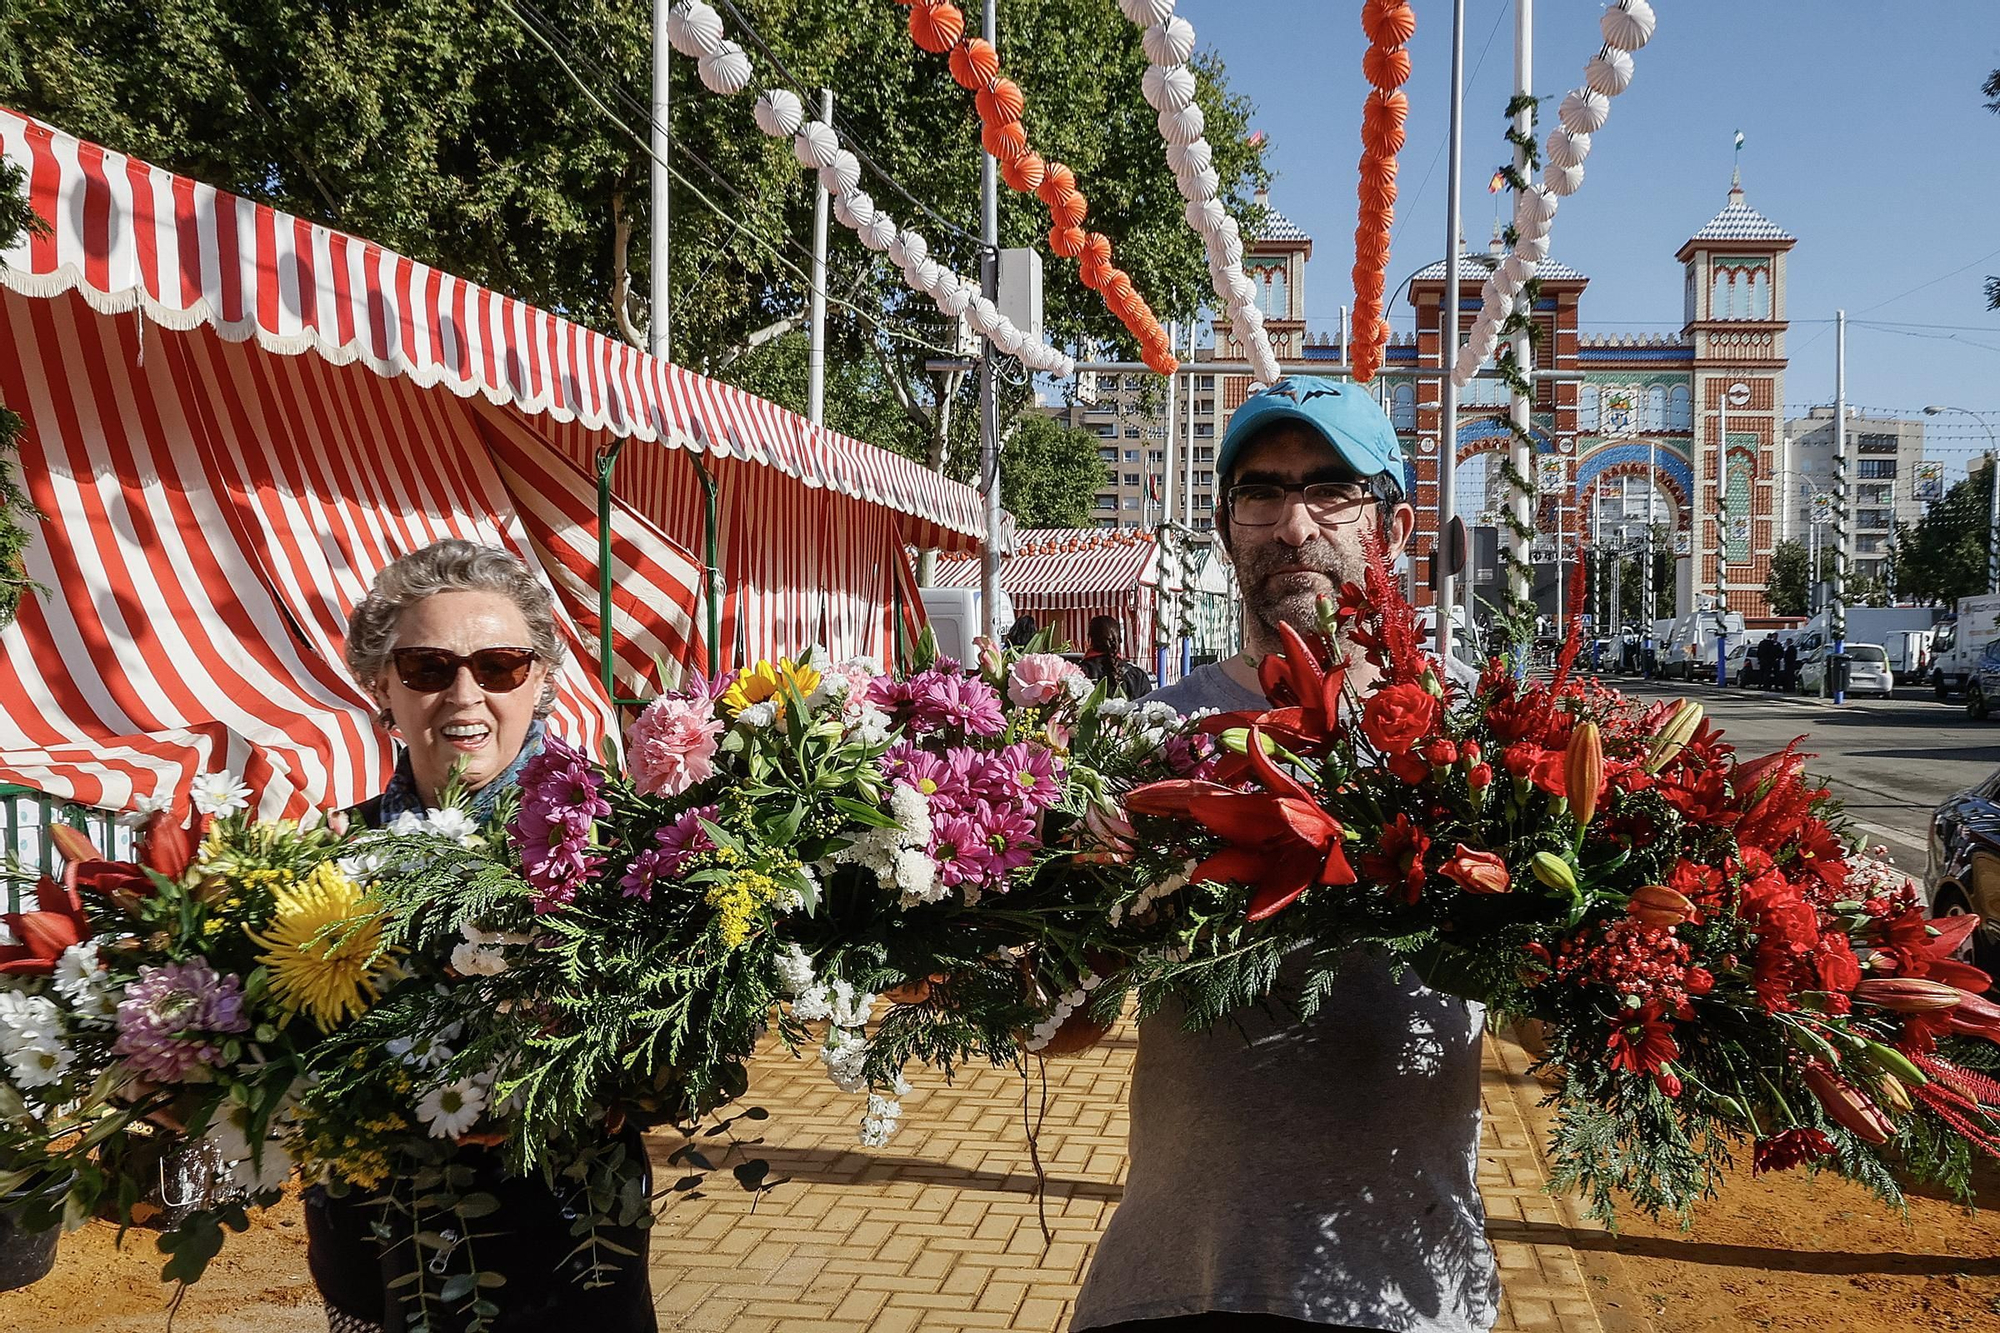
[510,737,609,913]
[621,804,719,900]
[907,670,1006,738]
[112,960,249,1084]
[974,742,1064,813]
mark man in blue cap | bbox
[1072,377,1497,1333]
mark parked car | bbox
[1969,638,2000,721]
[1926,772,2000,978]
[1797,642,1893,698]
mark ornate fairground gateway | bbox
[1393,168,1795,621]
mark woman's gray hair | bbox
[345,539,564,722]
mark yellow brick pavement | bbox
[645,1021,1637,1333]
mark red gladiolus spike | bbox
[1126,779,1236,819]
[1245,724,1315,804]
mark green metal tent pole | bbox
[596,437,627,705]
[691,455,721,667]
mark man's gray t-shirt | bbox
[1071,661,1500,1332]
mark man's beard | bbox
[1237,536,1368,641]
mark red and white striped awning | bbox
[0,107,982,547]
[0,106,980,819]
[931,528,1160,606]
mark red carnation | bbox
[1423,739,1459,767]
[1360,683,1438,757]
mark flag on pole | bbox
[1487,167,1509,193]
[1734,130,1746,150]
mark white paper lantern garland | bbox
[663,0,1075,378]
[1449,0,1656,389]
[1115,0,1281,385]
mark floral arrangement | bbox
[1085,554,2000,1221]
[0,778,398,1282]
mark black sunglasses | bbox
[391,646,538,694]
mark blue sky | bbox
[1175,0,2000,465]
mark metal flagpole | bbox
[1436,0,1467,664]
[1831,308,1848,702]
[1642,435,1656,664]
[977,0,1002,641]
[808,89,832,425]
[649,0,671,356]
[1715,387,1729,685]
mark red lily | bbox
[1870,908,1994,994]
[0,875,89,975]
[1127,772,1355,922]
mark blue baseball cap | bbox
[1218,375,1405,494]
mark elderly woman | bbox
[309,538,655,1333]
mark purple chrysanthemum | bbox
[929,812,989,889]
[967,800,1039,883]
[510,737,609,913]
[884,743,973,812]
[112,960,249,1084]
[620,805,719,900]
[905,670,1006,738]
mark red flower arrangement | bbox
[1091,545,2000,1221]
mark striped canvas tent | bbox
[0,108,983,820]
[930,528,1159,657]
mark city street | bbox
[1582,674,1994,875]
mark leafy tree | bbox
[1764,538,1837,616]
[997,413,1111,529]
[1891,464,1993,605]
[0,0,1267,464]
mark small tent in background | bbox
[929,528,1160,663]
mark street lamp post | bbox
[1923,405,2000,596]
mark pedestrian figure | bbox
[1079,616,1151,699]
[1757,636,1780,691]
[1006,614,1040,650]
[1782,639,1800,692]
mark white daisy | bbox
[189,771,253,817]
[5,1036,73,1090]
[386,1031,455,1070]
[0,992,63,1053]
[415,1078,488,1139]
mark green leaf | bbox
[439,1273,477,1303]
[453,1192,502,1219]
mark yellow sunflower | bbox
[250,862,391,1030]
[720,658,823,718]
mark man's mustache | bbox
[1243,543,1344,583]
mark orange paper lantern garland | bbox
[892,2,1178,375]
[1350,0,1415,383]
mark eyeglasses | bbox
[390,646,538,693]
[1225,481,1375,528]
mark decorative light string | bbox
[665,0,1076,377]
[1450,0,1655,389]
[893,0,1176,373]
[1350,0,1416,383]
[1115,0,1281,385]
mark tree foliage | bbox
[1891,465,1993,606]
[1764,538,1836,617]
[997,413,1112,530]
[0,0,1268,468]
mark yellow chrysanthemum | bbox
[250,862,390,1030]
[720,658,822,717]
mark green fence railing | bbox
[1,784,135,912]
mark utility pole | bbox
[1831,308,1847,703]
[976,0,1002,641]
[1436,0,1467,664]
[1641,434,1656,663]
[1159,321,1180,683]
[649,0,671,357]
[1504,0,1534,610]
[808,89,833,425]
[1715,386,1729,686]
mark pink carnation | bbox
[1008,653,1082,707]
[625,697,724,797]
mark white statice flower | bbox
[189,770,253,817]
[736,701,779,730]
[888,785,933,844]
[51,943,116,1025]
[1136,701,1182,729]
[859,1093,900,1148]
[837,655,884,679]
[424,807,481,847]
[826,979,876,1030]
[0,991,63,1054]
[1095,697,1132,719]
[790,982,834,1023]
[116,791,173,829]
[893,849,944,907]
[774,944,817,996]
[387,811,428,837]
[5,1036,74,1090]
[820,1028,870,1094]
[845,702,893,747]
[415,1077,489,1139]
